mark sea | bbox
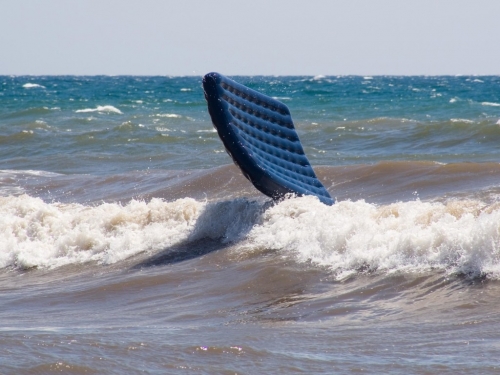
[0,75,499,374]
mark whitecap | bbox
[248,196,500,280]
[0,169,61,177]
[155,127,173,132]
[482,102,500,107]
[4,194,500,280]
[0,196,203,269]
[196,129,217,133]
[23,83,45,89]
[155,113,182,118]
[450,118,474,123]
[75,105,123,114]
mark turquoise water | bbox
[1,75,499,174]
[1,75,500,374]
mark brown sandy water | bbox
[1,162,500,374]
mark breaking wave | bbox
[1,194,499,279]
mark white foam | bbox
[155,127,173,132]
[247,196,500,279]
[23,83,45,89]
[0,196,203,269]
[482,102,500,107]
[154,113,181,118]
[75,105,123,114]
[0,169,60,177]
[451,118,474,123]
[2,195,500,279]
[196,129,217,133]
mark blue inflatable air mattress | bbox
[203,72,334,205]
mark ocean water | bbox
[0,75,499,374]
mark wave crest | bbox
[249,197,500,279]
[0,196,201,269]
[1,195,499,279]
[75,105,123,114]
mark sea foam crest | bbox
[155,113,182,118]
[22,83,45,89]
[1,195,500,279]
[249,197,500,279]
[0,196,202,269]
[75,105,123,114]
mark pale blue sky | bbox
[1,0,499,75]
